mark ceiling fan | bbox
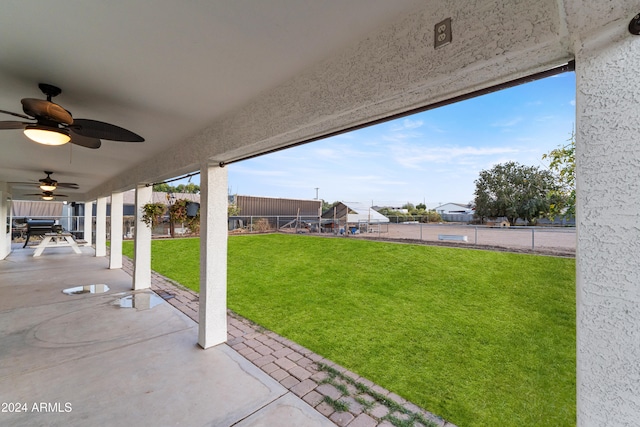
[0,83,144,149]
[11,171,79,191]
[24,191,68,201]
[38,171,78,191]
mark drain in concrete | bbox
[62,284,110,295]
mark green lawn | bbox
[122,234,576,427]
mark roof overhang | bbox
[0,1,633,202]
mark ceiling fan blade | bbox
[57,183,80,189]
[69,130,101,149]
[68,119,144,142]
[0,109,32,120]
[24,193,68,198]
[21,99,73,125]
[11,182,79,190]
[0,120,28,129]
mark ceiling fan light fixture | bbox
[41,190,55,200]
[40,183,57,191]
[24,125,70,146]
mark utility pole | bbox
[314,187,319,200]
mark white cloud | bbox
[391,118,424,131]
[491,116,523,127]
[570,99,576,106]
[312,147,343,161]
[382,131,423,143]
[347,174,381,181]
[230,165,287,177]
[390,144,521,169]
[426,123,446,133]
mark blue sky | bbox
[192,72,576,208]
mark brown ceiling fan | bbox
[0,83,144,149]
[23,190,69,201]
[11,171,79,191]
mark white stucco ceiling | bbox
[0,0,636,201]
[0,0,424,200]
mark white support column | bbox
[109,191,123,269]
[83,201,93,246]
[575,30,640,425]
[198,162,228,349]
[133,184,152,290]
[0,186,10,260]
[95,197,107,257]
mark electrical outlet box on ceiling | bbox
[434,18,452,49]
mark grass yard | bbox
[121,234,576,427]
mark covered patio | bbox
[0,243,333,426]
[1,1,640,425]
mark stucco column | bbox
[83,201,93,246]
[198,162,228,349]
[0,186,9,260]
[109,191,123,269]
[575,29,640,425]
[133,184,152,290]
[95,197,107,257]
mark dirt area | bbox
[305,223,576,257]
[359,223,575,257]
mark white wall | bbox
[575,15,640,426]
[0,183,10,260]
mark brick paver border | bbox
[121,257,456,427]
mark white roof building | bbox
[322,201,389,224]
[435,202,475,215]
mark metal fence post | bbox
[420,223,423,240]
[531,228,535,250]
[475,226,478,245]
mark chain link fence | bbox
[15,214,573,255]
[359,223,575,254]
[228,215,574,254]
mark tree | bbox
[174,183,200,194]
[543,132,575,219]
[375,206,410,222]
[474,161,559,225]
[183,183,200,194]
[152,183,200,194]
[322,201,341,213]
[402,202,415,211]
[153,183,171,192]
[228,201,241,216]
[419,210,442,223]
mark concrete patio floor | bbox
[0,244,334,426]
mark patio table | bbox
[33,232,82,257]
